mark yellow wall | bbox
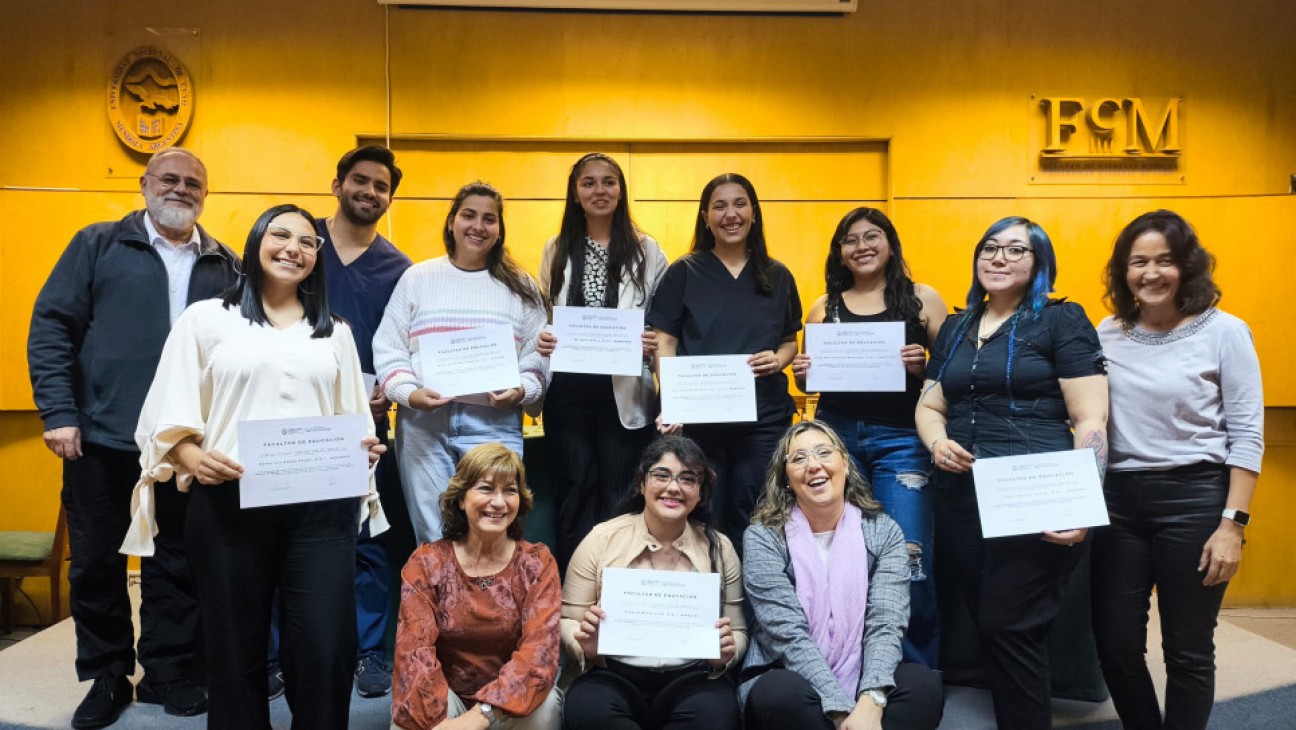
[1,0,1294,610]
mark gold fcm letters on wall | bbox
[106,45,194,155]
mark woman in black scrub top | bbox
[646,173,802,551]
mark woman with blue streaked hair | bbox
[914,216,1109,729]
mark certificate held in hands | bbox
[550,306,644,377]
[971,448,1109,538]
[804,322,906,393]
[659,355,757,425]
[417,325,521,398]
[598,568,721,659]
[237,414,370,509]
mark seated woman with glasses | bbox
[391,443,562,730]
[560,435,746,730]
[915,217,1108,729]
[740,420,943,730]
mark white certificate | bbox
[417,325,521,398]
[550,306,644,377]
[804,322,906,393]
[971,449,1110,538]
[237,414,370,509]
[659,355,757,425]
[598,568,721,659]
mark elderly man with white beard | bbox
[28,148,240,729]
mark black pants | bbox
[935,478,1086,730]
[544,372,654,569]
[687,419,788,553]
[1091,465,1230,730]
[743,664,944,730]
[186,482,358,730]
[564,661,739,730]
[62,443,199,682]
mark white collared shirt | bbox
[144,213,201,325]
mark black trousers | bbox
[62,443,199,682]
[1091,465,1230,730]
[934,478,1086,730]
[564,661,740,730]
[544,372,654,570]
[686,419,789,554]
[186,482,358,730]
[743,664,944,730]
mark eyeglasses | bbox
[978,243,1034,262]
[840,231,887,248]
[786,445,840,470]
[145,172,206,193]
[647,468,701,492]
[267,226,324,252]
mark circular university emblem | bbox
[106,46,194,154]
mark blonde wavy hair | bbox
[749,420,881,528]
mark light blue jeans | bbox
[395,401,523,544]
[817,408,940,668]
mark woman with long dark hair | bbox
[374,182,549,545]
[536,152,669,569]
[646,173,802,550]
[914,216,1108,729]
[1092,210,1263,730]
[130,204,387,729]
[560,435,746,730]
[791,207,947,668]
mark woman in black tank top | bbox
[791,207,948,668]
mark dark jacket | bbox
[28,209,241,450]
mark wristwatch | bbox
[478,703,495,721]
[866,688,889,708]
[1222,508,1251,527]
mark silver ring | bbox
[942,456,950,465]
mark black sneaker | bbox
[354,655,392,698]
[71,675,133,729]
[268,664,285,700]
[135,675,208,717]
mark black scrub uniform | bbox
[646,250,801,549]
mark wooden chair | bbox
[0,506,68,634]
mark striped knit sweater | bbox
[374,256,549,406]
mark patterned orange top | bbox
[391,539,561,730]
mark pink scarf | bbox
[786,503,869,697]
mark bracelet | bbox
[929,437,941,454]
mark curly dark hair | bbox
[616,435,726,577]
[1104,209,1220,324]
[439,443,533,542]
[824,207,920,322]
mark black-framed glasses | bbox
[647,468,701,492]
[839,230,887,248]
[267,226,324,252]
[786,445,840,470]
[978,243,1033,262]
[145,172,206,193]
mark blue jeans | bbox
[396,401,524,544]
[817,409,940,668]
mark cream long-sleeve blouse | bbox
[120,298,385,556]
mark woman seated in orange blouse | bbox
[392,443,562,730]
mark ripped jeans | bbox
[817,409,940,668]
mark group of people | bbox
[27,144,1262,730]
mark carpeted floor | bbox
[2,591,1293,729]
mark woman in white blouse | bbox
[131,204,385,730]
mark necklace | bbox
[647,547,684,572]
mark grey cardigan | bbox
[739,512,909,715]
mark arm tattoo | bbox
[1081,429,1108,477]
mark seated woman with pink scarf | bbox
[740,421,943,730]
